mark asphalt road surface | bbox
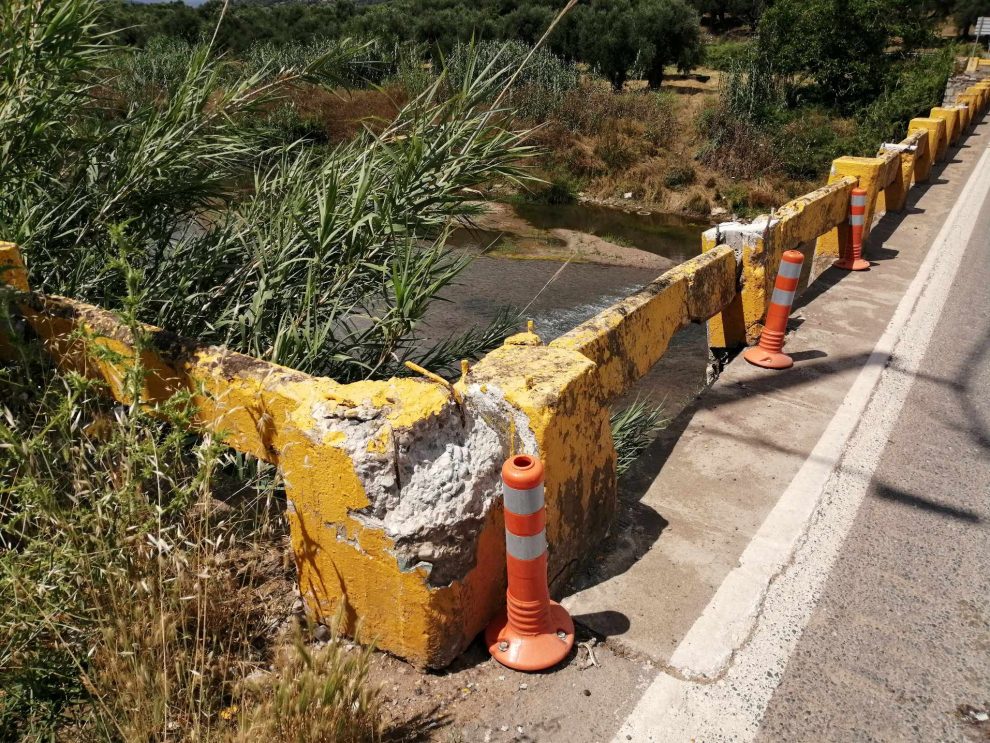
[756,154,990,742]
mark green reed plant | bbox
[610,398,669,476]
[1,0,536,385]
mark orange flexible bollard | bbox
[835,187,870,271]
[743,249,804,370]
[486,454,575,672]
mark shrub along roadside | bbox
[698,43,954,185]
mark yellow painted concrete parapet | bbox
[0,242,618,669]
[872,147,905,217]
[958,94,981,121]
[876,131,927,215]
[815,155,896,266]
[974,82,990,110]
[909,117,949,164]
[930,107,961,144]
[464,342,616,594]
[549,247,736,400]
[0,242,28,292]
[903,124,934,184]
[705,177,855,347]
[973,85,990,113]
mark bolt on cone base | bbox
[743,346,793,370]
[833,257,870,271]
[486,602,575,672]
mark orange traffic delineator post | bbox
[835,187,870,271]
[743,249,804,370]
[486,454,575,672]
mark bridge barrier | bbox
[1,61,987,669]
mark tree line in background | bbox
[103,0,988,96]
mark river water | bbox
[424,202,713,419]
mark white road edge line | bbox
[615,139,990,742]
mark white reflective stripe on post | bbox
[851,194,867,207]
[506,530,547,561]
[777,260,802,280]
[771,288,796,307]
[850,214,865,226]
[503,484,544,516]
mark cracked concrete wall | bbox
[0,251,614,668]
[703,178,855,347]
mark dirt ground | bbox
[372,625,651,743]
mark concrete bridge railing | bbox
[2,66,988,669]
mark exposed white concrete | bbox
[615,139,990,741]
[314,384,537,586]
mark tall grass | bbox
[1,252,383,741]
[1,0,536,385]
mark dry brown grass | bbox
[517,78,804,218]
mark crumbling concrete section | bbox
[702,177,856,348]
[312,388,515,587]
[291,336,618,668]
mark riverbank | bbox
[453,200,706,270]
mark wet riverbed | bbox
[423,202,713,418]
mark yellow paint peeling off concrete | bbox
[706,177,856,348]
[465,342,616,590]
[550,248,735,399]
[774,177,856,249]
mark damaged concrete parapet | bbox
[464,342,617,596]
[703,177,855,348]
[0,243,615,668]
